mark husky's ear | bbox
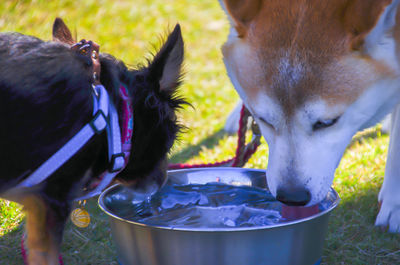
[52,17,75,45]
[148,24,184,92]
[344,0,399,50]
[220,0,262,37]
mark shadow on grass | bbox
[169,129,228,163]
[0,224,24,265]
[322,186,400,265]
[348,128,386,149]
[0,198,118,265]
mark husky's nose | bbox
[276,187,311,206]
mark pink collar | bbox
[120,85,133,164]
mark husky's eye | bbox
[313,117,339,131]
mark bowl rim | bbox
[98,167,340,232]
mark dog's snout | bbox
[276,187,311,206]
[127,162,168,197]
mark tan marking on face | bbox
[321,55,397,106]
[222,0,262,37]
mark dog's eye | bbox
[312,117,339,131]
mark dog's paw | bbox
[375,200,400,233]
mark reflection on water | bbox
[105,183,327,228]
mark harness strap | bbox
[16,85,122,191]
[75,87,127,200]
[74,87,132,200]
[107,100,125,172]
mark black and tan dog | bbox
[0,19,187,264]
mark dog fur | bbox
[0,19,186,264]
[220,0,400,232]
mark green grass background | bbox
[0,0,399,264]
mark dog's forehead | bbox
[247,51,392,119]
[248,1,347,113]
[250,0,351,53]
[241,0,394,117]
[251,52,363,115]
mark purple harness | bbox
[16,84,133,200]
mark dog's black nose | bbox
[276,187,311,206]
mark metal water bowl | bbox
[99,168,340,265]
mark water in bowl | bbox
[105,182,325,229]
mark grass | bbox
[0,0,399,264]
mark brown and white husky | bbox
[220,0,400,232]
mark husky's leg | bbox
[224,100,243,133]
[381,114,392,134]
[376,104,400,232]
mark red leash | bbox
[168,104,261,169]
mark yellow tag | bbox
[71,208,91,228]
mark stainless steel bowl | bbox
[99,168,340,265]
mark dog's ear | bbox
[220,0,262,37]
[52,17,75,45]
[344,0,399,50]
[148,24,184,92]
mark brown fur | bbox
[52,18,76,45]
[223,0,262,37]
[22,195,61,265]
[343,0,392,50]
